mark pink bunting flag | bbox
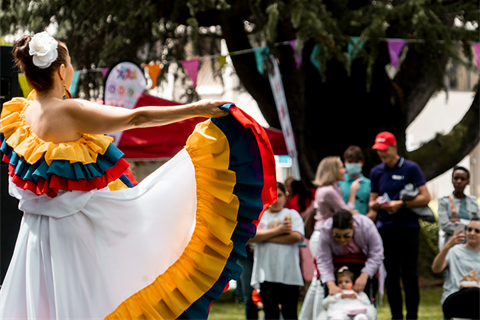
[473,43,480,72]
[289,39,303,69]
[181,59,200,88]
[387,39,407,69]
[101,68,109,78]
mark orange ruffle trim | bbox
[0,92,113,166]
[104,119,239,319]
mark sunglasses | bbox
[333,233,353,239]
[467,227,480,234]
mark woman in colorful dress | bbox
[0,32,276,319]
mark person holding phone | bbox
[432,217,480,320]
[438,166,480,250]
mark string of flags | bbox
[17,37,480,98]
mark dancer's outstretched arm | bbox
[64,98,230,135]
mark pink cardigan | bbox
[313,185,354,231]
[316,214,386,298]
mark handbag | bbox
[399,183,436,223]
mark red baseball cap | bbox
[372,131,397,150]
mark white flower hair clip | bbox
[29,31,58,69]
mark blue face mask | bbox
[345,163,362,175]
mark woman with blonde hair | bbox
[312,156,362,231]
[300,156,362,320]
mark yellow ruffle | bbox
[104,119,239,320]
[0,94,113,165]
[108,179,130,191]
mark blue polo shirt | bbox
[338,173,371,215]
[370,157,426,229]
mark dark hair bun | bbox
[12,35,32,73]
[11,34,68,92]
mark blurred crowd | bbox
[236,131,480,320]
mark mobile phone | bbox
[453,224,465,234]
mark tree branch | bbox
[408,89,479,181]
[220,18,279,128]
[394,45,449,127]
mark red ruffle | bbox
[228,106,277,227]
[8,158,131,198]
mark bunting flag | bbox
[145,64,162,89]
[69,71,81,97]
[310,44,322,74]
[218,55,227,69]
[473,43,480,72]
[289,39,303,69]
[387,39,407,69]
[17,74,31,98]
[101,68,109,78]
[347,37,364,62]
[181,59,200,88]
[253,47,269,75]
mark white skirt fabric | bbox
[1,149,197,319]
[0,107,277,320]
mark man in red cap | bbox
[368,131,430,320]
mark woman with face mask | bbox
[338,146,372,218]
[438,166,480,250]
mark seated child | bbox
[321,267,376,320]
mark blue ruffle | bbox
[1,134,125,183]
[179,104,265,319]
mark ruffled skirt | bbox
[0,106,276,319]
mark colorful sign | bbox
[104,61,147,145]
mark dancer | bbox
[0,32,276,319]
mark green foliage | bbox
[1,0,477,97]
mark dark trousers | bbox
[443,287,480,320]
[379,228,420,320]
[238,253,258,320]
[259,282,299,320]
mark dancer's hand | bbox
[192,100,231,118]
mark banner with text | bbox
[267,55,301,179]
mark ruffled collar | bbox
[0,91,113,165]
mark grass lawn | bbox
[209,287,444,320]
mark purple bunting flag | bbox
[289,40,303,69]
[181,59,200,88]
[387,39,407,69]
[473,43,480,72]
[101,68,109,78]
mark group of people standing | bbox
[238,131,480,320]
